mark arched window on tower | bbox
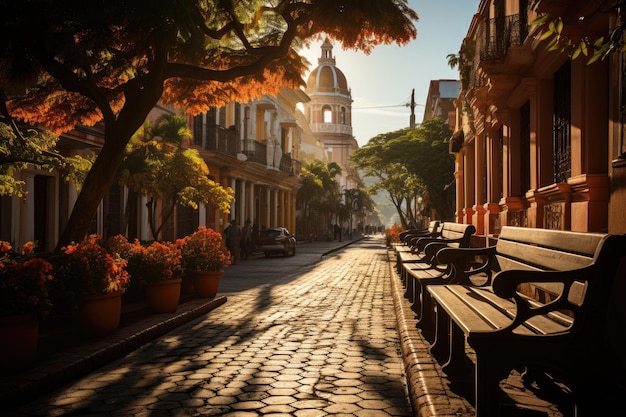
[322,105,332,123]
[340,107,346,124]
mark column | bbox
[272,190,278,227]
[279,190,286,226]
[19,172,36,245]
[484,124,502,236]
[240,179,247,223]
[570,58,609,231]
[248,183,255,224]
[473,130,485,234]
[230,177,237,221]
[463,141,475,224]
[454,153,465,224]
[265,187,271,228]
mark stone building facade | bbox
[451,0,626,238]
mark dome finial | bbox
[319,37,335,65]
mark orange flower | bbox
[0,241,54,317]
[179,226,231,273]
[59,234,130,296]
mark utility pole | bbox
[409,88,416,129]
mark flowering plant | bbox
[179,226,230,272]
[109,236,182,284]
[0,241,54,318]
[385,224,404,245]
[59,234,130,296]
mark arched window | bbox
[322,105,332,123]
[340,107,346,124]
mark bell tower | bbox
[304,39,358,189]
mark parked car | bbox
[258,227,296,257]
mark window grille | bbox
[553,62,571,183]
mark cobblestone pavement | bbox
[11,236,413,417]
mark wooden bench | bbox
[394,221,441,273]
[401,222,475,335]
[398,222,440,245]
[426,226,626,416]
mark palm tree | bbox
[118,113,232,240]
[297,160,342,239]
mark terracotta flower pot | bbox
[144,278,182,313]
[0,314,38,371]
[192,270,223,298]
[78,290,124,337]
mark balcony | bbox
[476,14,533,77]
[242,139,301,175]
[241,139,266,165]
[280,153,302,176]
[480,14,528,61]
[201,125,239,157]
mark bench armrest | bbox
[415,235,461,251]
[491,267,592,297]
[415,241,451,267]
[436,246,497,285]
[491,266,595,331]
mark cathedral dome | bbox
[306,39,351,97]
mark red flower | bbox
[0,241,55,317]
[60,234,130,296]
[179,226,231,273]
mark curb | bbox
[2,296,227,412]
[386,248,473,417]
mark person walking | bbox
[251,222,259,254]
[225,219,241,264]
[240,220,252,260]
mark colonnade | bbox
[224,177,296,233]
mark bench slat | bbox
[495,239,596,271]
[497,226,606,256]
[465,286,572,334]
[430,285,516,333]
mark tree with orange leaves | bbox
[0,0,418,249]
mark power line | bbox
[353,102,424,110]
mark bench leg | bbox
[399,262,407,287]
[396,254,406,277]
[429,304,449,362]
[442,321,472,377]
[404,274,414,302]
[416,287,435,341]
[474,353,501,417]
[410,283,422,318]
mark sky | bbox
[300,0,481,146]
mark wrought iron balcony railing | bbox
[479,14,528,61]
[199,124,239,157]
[198,125,301,176]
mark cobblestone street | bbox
[11,237,412,417]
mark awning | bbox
[449,130,464,153]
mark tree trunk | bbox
[57,137,127,248]
[56,82,163,249]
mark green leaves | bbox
[119,114,233,239]
[533,9,622,65]
[351,118,456,223]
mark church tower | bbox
[304,38,359,190]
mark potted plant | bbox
[179,226,230,298]
[111,236,183,313]
[0,241,54,370]
[58,234,130,336]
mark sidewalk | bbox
[0,235,365,412]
